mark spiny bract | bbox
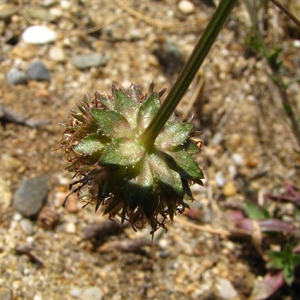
[60,83,204,232]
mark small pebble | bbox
[13,212,22,221]
[216,277,238,299]
[293,40,300,48]
[246,154,258,168]
[22,25,57,44]
[211,132,224,146]
[80,286,103,300]
[223,181,237,197]
[10,43,37,60]
[1,154,24,172]
[231,153,244,166]
[19,219,34,235]
[70,287,81,298]
[228,165,237,178]
[127,29,141,41]
[33,294,43,300]
[64,193,79,213]
[0,4,18,20]
[215,172,225,187]
[65,222,76,234]
[41,0,57,7]
[49,46,66,62]
[13,177,48,218]
[6,68,28,85]
[72,54,108,70]
[178,0,195,15]
[159,250,170,258]
[28,61,51,81]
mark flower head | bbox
[60,83,204,232]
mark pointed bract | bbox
[60,83,204,233]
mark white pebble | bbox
[70,287,81,298]
[211,132,224,146]
[80,287,103,300]
[293,40,300,48]
[231,153,244,166]
[22,26,57,44]
[216,278,238,299]
[178,0,195,15]
[215,172,225,187]
[65,222,76,233]
[13,212,22,221]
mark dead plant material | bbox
[97,237,150,253]
[113,0,172,29]
[82,220,128,241]
[175,216,248,238]
[15,244,43,267]
[37,207,60,230]
[181,77,205,122]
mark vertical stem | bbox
[141,0,238,150]
[244,0,300,147]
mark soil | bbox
[0,0,300,299]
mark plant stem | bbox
[141,0,238,150]
[244,0,300,148]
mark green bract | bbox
[61,83,204,232]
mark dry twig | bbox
[113,0,173,28]
[97,237,150,253]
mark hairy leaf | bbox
[100,138,144,166]
[166,149,204,179]
[90,108,131,138]
[74,134,108,154]
[148,151,183,197]
[114,89,139,128]
[156,121,193,149]
[137,93,160,129]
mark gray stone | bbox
[27,61,50,81]
[72,54,108,70]
[13,177,48,218]
[6,68,28,85]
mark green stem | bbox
[141,0,238,150]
